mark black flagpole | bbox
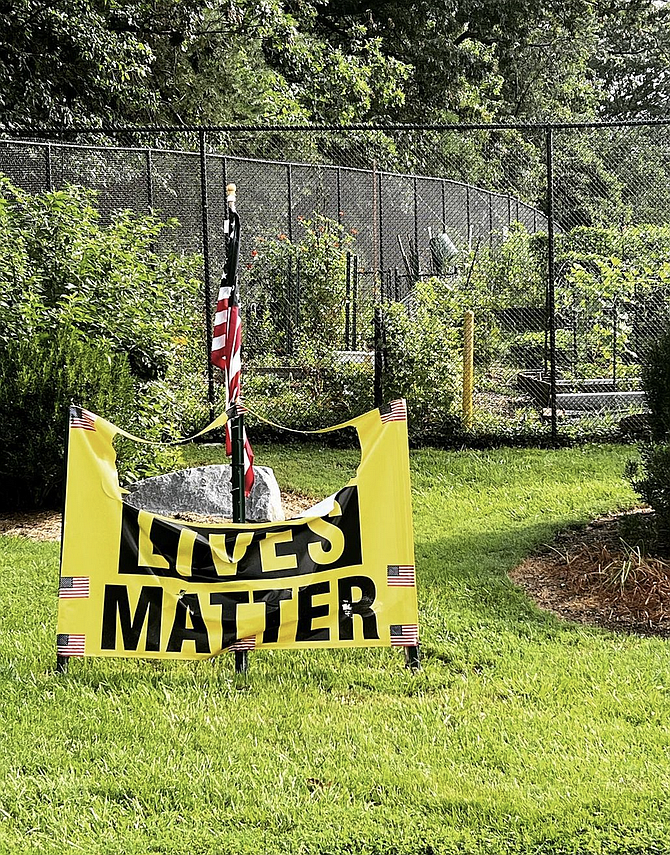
[226,183,249,675]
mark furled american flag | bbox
[211,205,254,496]
[387,565,416,587]
[389,624,419,647]
[58,576,90,598]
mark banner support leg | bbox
[404,645,421,672]
[234,651,248,674]
[56,655,68,674]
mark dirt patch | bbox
[0,492,316,543]
[510,507,670,637]
[0,511,63,541]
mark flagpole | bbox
[226,183,249,675]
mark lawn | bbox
[2,441,668,855]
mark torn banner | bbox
[57,402,419,659]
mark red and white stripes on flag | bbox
[228,636,256,652]
[57,633,86,657]
[389,624,419,647]
[70,406,97,431]
[386,565,416,587]
[211,211,254,496]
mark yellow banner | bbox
[57,402,419,659]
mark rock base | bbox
[123,465,284,522]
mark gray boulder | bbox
[123,464,284,522]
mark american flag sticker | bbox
[389,624,419,647]
[56,634,86,657]
[387,565,416,587]
[228,636,256,652]
[380,400,407,423]
[69,406,97,431]
[58,577,90,598]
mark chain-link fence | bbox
[2,122,669,442]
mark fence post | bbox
[146,149,154,213]
[374,307,384,408]
[295,255,301,335]
[462,311,474,430]
[413,176,419,278]
[287,164,294,242]
[352,254,358,350]
[345,252,351,348]
[199,129,215,417]
[377,167,384,280]
[545,125,558,443]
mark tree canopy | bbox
[2,0,669,130]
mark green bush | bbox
[244,214,355,360]
[628,322,670,539]
[245,354,374,437]
[0,176,202,507]
[0,327,177,509]
[0,178,202,370]
[381,278,461,444]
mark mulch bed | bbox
[510,507,670,638]
[0,511,63,541]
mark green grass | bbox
[3,442,669,855]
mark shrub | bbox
[628,322,670,539]
[0,178,202,375]
[0,327,174,508]
[244,353,374,437]
[381,278,461,444]
[0,177,202,507]
[244,214,355,360]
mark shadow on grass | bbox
[415,517,609,644]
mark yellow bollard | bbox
[462,310,474,430]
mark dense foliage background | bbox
[4,0,670,132]
[3,1,670,507]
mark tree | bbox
[129,0,410,127]
[590,0,670,119]
[0,0,157,129]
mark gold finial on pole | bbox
[226,183,237,211]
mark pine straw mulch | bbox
[510,507,670,638]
